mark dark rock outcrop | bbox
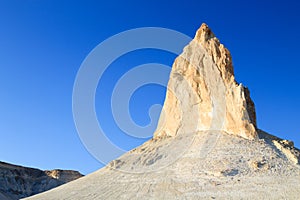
[0,161,83,200]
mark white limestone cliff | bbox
[154,23,257,140]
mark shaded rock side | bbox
[0,161,83,200]
[154,23,257,140]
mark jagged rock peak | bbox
[154,23,257,140]
[195,23,234,83]
[195,23,216,41]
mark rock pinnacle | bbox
[154,23,257,140]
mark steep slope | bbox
[25,23,300,199]
[0,161,83,200]
[25,131,300,199]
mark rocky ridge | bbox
[0,161,83,200]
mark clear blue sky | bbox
[0,0,299,175]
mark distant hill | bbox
[0,161,83,200]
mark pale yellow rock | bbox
[154,23,257,140]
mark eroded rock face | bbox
[154,23,257,140]
[0,161,83,200]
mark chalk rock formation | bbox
[0,161,83,200]
[155,23,257,140]
[24,23,300,200]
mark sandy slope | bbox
[25,130,300,199]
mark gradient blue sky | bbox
[0,0,299,175]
